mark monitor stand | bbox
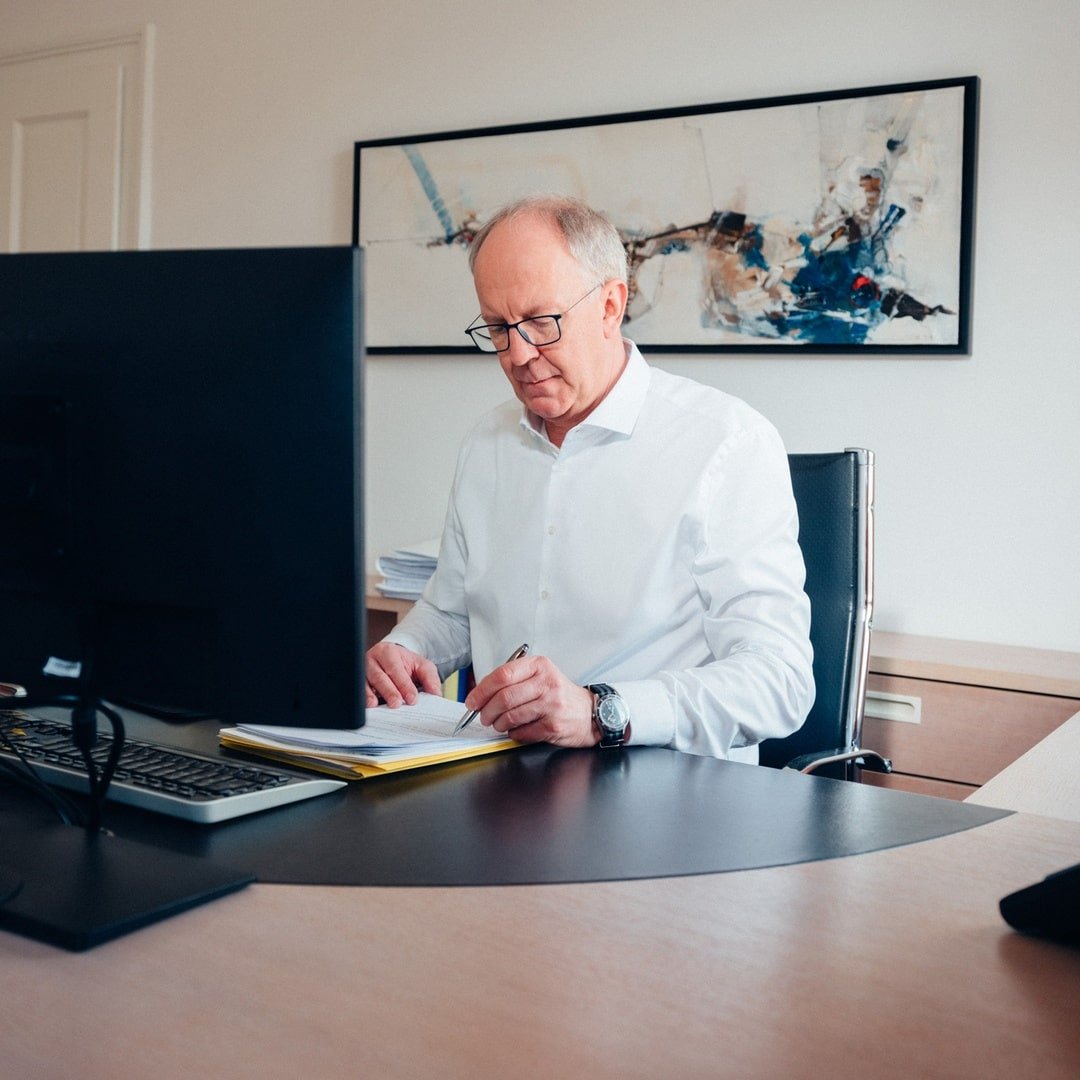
[0,822,255,951]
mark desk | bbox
[967,709,1080,822]
[1,711,1006,889]
[1,810,1078,1077]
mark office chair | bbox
[758,449,891,781]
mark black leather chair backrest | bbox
[758,452,865,769]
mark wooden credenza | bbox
[862,632,1080,800]
[365,581,1080,800]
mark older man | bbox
[365,195,813,760]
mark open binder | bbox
[220,693,519,779]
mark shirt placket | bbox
[533,439,575,648]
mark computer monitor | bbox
[0,246,365,730]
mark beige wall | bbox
[3,0,1078,652]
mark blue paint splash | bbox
[402,144,455,243]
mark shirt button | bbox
[540,589,550,600]
[547,524,556,535]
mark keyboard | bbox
[0,711,346,824]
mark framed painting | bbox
[353,76,978,354]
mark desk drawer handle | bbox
[865,690,922,725]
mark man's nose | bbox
[505,326,539,365]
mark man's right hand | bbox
[365,642,442,708]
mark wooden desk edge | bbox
[869,630,1080,698]
[966,710,1080,820]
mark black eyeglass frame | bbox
[464,282,603,353]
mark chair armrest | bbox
[783,747,893,775]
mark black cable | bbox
[70,697,127,833]
[78,743,103,832]
[0,714,82,823]
[0,694,127,832]
[0,717,86,827]
[0,758,82,827]
[91,700,125,831]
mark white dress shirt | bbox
[385,341,814,761]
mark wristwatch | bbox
[586,683,630,748]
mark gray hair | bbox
[467,194,628,284]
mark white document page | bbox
[231,693,505,756]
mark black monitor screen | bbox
[0,246,364,729]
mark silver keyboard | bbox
[0,711,346,824]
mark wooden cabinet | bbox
[862,632,1080,800]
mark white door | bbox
[0,31,153,252]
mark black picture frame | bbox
[354,76,978,355]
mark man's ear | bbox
[600,279,629,337]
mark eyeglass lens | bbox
[476,317,560,352]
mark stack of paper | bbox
[375,537,440,599]
[219,693,518,779]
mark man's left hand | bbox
[464,653,597,748]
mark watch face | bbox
[598,696,627,732]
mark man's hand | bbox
[365,642,441,708]
[464,653,598,748]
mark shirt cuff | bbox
[611,679,676,748]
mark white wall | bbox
[3,0,1078,652]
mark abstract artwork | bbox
[354,77,978,354]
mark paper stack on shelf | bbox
[375,536,440,599]
[219,693,518,780]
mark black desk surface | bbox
[0,711,1009,888]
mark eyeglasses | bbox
[464,283,602,353]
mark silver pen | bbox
[453,643,529,734]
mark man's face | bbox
[472,214,624,436]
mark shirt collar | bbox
[580,339,649,436]
[517,339,650,444]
